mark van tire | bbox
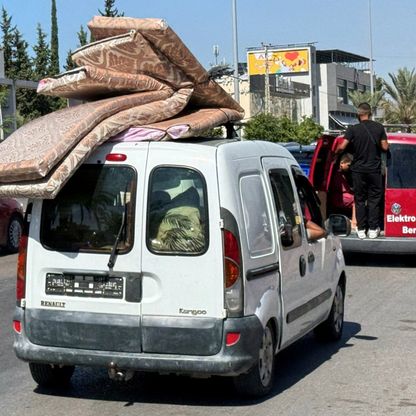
[314,282,344,341]
[233,323,275,397]
[6,215,23,253]
[29,363,75,387]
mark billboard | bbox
[247,48,310,76]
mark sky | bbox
[0,0,415,81]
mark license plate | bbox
[45,273,123,299]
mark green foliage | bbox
[65,26,89,71]
[199,126,224,138]
[99,0,124,17]
[1,7,15,78]
[244,113,322,144]
[382,67,416,125]
[348,90,384,111]
[50,0,60,75]
[297,116,324,144]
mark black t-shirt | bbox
[344,120,387,173]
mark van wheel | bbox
[6,215,23,253]
[233,323,275,397]
[314,282,344,341]
[29,363,75,387]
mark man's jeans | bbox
[351,171,383,230]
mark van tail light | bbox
[16,235,27,302]
[223,228,243,317]
[16,203,31,303]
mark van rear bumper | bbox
[341,234,416,254]
[13,308,264,377]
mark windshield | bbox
[387,144,416,189]
[41,165,135,252]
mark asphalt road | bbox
[1,252,415,416]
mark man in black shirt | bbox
[335,102,389,239]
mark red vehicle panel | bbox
[309,132,416,254]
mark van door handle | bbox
[308,252,315,263]
[299,256,306,277]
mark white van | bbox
[13,138,349,397]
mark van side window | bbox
[147,166,208,255]
[292,168,323,228]
[269,169,302,249]
[240,175,273,257]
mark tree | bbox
[0,7,15,78]
[33,24,50,80]
[32,24,64,117]
[382,67,416,125]
[99,0,124,17]
[297,116,324,144]
[348,89,384,111]
[50,0,60,75]
[64,25,89,71]
[11,28,37,122]
[244,113,322,144]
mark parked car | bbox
[310,132,416,254]
[281,142,316,177]
[0,197,23,253]
[13,137,350,397]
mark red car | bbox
[309,133,416,254]
[0,198,23,253]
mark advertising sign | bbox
[248,48,310,76]
[385,189,416,236]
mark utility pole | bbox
[368,0,374,97]
[231,0,240,102]
[262,43,271,114]
[213,45,219,66]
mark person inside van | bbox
[329,153,357,229]
[296,183,327,241]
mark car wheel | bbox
[6,215,23,253]
[29,363,75,387]
[233,323,275,397]
[315,281,344,341]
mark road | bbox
[1,252,415,416]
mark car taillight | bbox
[16,203,31,303]
[16,234,27,301]
[223,229,243,316]
[13,320,22,334]
[224,229,240,288]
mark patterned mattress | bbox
[0,16,244,198]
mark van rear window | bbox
[41,165,135,253]
[147,166,208,255]
[387,144,416,189]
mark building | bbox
[219,44,372,131]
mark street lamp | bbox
[231,0,240,103]
[368,0,374,96]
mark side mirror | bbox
[325,214,351,237]
[280,222,294,247]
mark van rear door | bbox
[140,142,225,356]
[24,143,147,353]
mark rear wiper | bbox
[107,209,127,270]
